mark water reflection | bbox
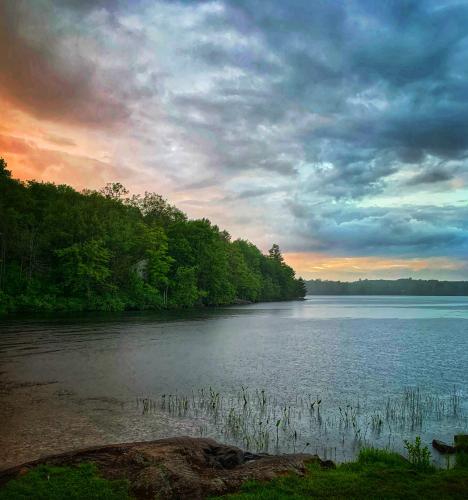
[1,296,467,467]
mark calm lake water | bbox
[1,296,467,468]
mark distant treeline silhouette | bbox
[306,278,468,296]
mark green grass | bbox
[2,450,468,499]
[217,448,468,500]
[0,463,131,500]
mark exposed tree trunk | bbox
[28,231,35,281]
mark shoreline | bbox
[2,437,468,499]
[0,297,307,320]
[0,436,326,498]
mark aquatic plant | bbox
[136,385,467,459]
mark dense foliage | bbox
[0,158,305,314]
[307,278,468,296]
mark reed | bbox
[136,385,467,457]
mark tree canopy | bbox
[0,158,305,314]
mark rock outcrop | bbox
[0,437,332,499]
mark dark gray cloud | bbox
[4,0,468,267]
[164,0,468,203]
[286,203,468,257]
[223,186,285,201]
[406,167,455,186]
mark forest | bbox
[307,278,468,296]
[0,158,306,314]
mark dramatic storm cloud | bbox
[1,0,467,279]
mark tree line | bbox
[306,278,468,296]
[0,158,306,314]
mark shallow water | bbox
[1,296,467,467]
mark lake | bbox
[1,296,467,469]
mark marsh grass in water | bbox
[137,385,467,459]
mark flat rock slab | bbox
[0,437,331,499]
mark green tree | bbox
[269,243,283,262]
[144,226,174,304]
[169,266,200,307]
[99,182,129,201]
[56,239,112,298]
[0,158,305,314]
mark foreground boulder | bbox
[0,437,331,499]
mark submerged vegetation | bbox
[0,158,305,314]
[137,386,467,460]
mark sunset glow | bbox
[1,0,467,280]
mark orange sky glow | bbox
[1,0,467,282]
[283,254,466,281]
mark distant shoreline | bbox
[306,293,468,296]
[306,278,468,296]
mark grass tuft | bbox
[357,447,408,467]
[215,450,468,499]
[0,463,131,500]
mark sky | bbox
[1,0,468,281]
